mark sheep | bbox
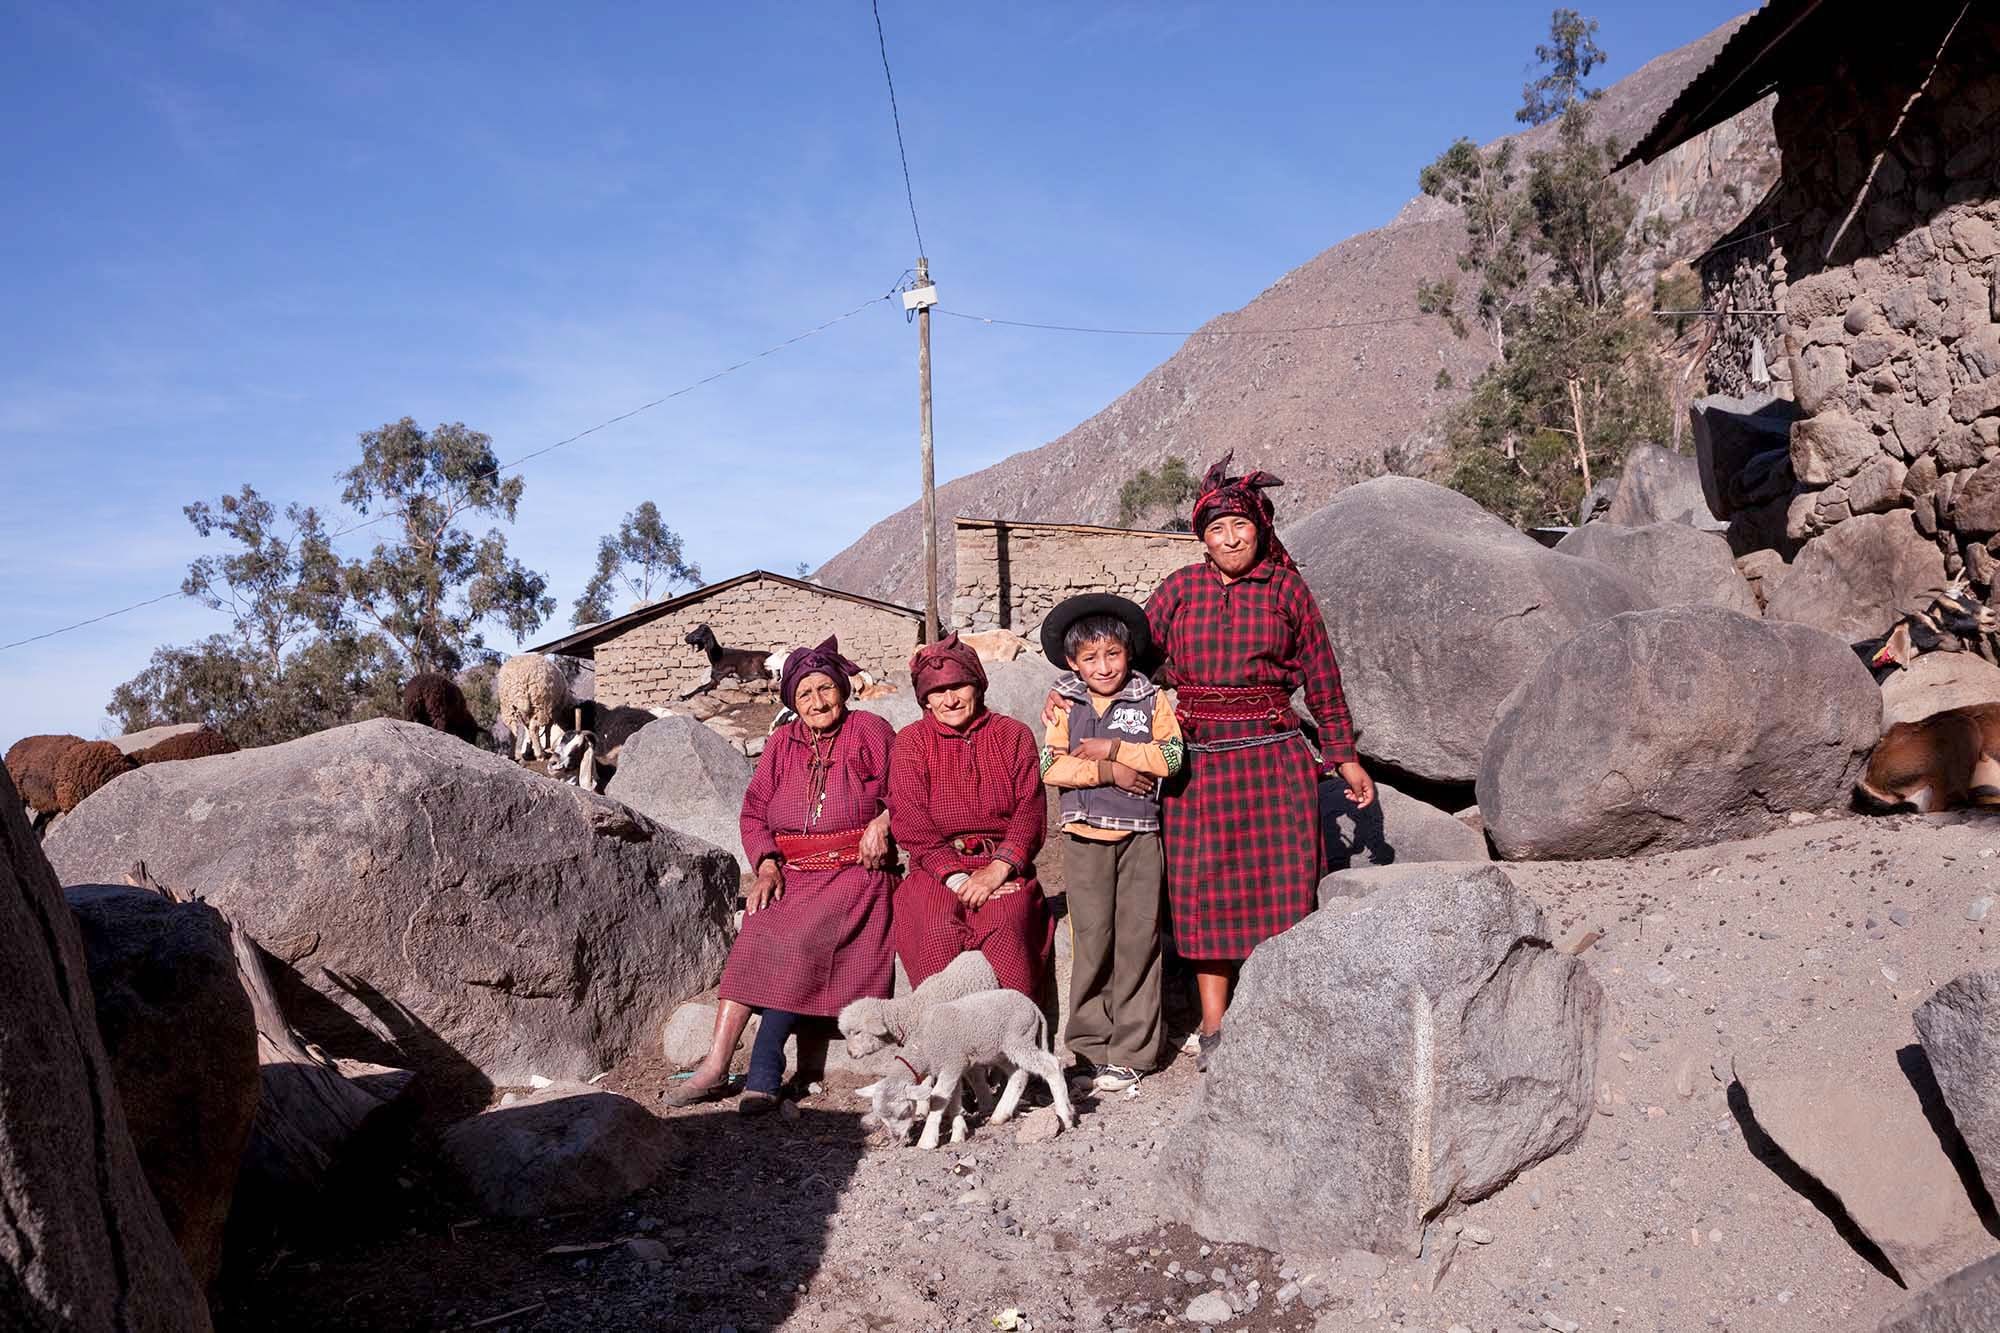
[53,740,135,813]
[855,988,1076,1150]
[496,653,573,763]
[683,623,772,695]
[838,949,999,1060]
[401,672,480,744]
[130,727,236,765]
[5,733,85,814]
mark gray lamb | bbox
[856,988,1076,1150]
[837,949,997,1059]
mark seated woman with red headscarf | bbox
[663,637,897,1115]
[887,633,1053,998]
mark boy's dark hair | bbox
[1063,614,1131,659]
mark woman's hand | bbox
[859,811,894,870]
[1040,689,1065,728]
[746,859,785,913]
[1106,760,1155,796]
[1338,760,1375,811]
[955,859,1012,910]
[1069,737,1117,762]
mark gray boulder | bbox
[1764,513,1947,644]
[109,723,204,757]
[1876,1252,2000,1333]
[1285,477,1654,784]
[68,886,257,1292]
[980,654,1063,735]
[1914,969,2000,1198]
[45,720,734,1100]
[851,692,923,731]
[1555,522,1760,615]
[440,1083,671,1219]
[1882,653,2000,727]
[1320,780,1489,875]
[0,772,211,1330]
[1160,863,1602,1259]
[1603,443,1723,528]
[1478,607,1879,860]
[605,714,755,871]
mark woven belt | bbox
[775,828,866,871]
[1177,685,1301,753]
[1188,731,1303,755]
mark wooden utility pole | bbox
[906,258,940,642]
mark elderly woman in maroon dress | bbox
[1148,454,1373,1070]
[887,634,1053,997]
[664,637,897,1114]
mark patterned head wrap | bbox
[779,635,863,711]
[909,632,988,700]
[1192,452,1296,571]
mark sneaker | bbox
[1093,1064,1141,1092]
[1195,1031,1222,1073]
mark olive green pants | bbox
[1062,830,1165,1071]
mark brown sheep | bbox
[402,672,481,744]
[54,740,136,813]
[131,728,238,765]
[5,733,86,814]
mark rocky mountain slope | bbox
[819,12,1779,607]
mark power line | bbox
[3,292,896,653]
[870,0,925,257]
[938,308,1436,337]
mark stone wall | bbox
[1766,12,2000,585]
[592,577,923,707]
[952,519,1200,633]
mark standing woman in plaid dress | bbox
[1150,454,1374,1070]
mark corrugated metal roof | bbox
[1616,0,1828,169]
[524,569,921,659]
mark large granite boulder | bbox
[980,654,1064,736]
[0,772,211,1330]
[1319,779,1488,873]
[1285,477,1654,784]
[67,886,257,1292]
[1881,653,2000,727]
[45,720,735,1101]
[851,692,923,731]
[1877,1252,2000,1333]
[1478,607,1880,860]
[1160,863,1601,1259]
[605,715,755,872]
[1602,443,1722,528]
[1764,512,1947,644]
[1914,969,2000,1199]
[1555,522,1760,615]
[440,1083,671,1219]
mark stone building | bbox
[526,571,924,708]
[1625,0,2000,590]
[951,517,1200,634]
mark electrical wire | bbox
[2,292,897,653]
[937,308,1436,337]
[871,0,926,257]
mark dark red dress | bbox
[718,711,898,1016]
[1147,558,1358,960]
[886,710,1053,997]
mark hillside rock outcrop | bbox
[0,770,211,1331]
[1764,512,1947,643]
[606,715,755,872]
[1478,607,1879,859]
[1286,477,1654,784]
[1161,863,1601,1258]
[1555,521,1760,614]
[45,720,736,1101]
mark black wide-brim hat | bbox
[1041,593,1156,670]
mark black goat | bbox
[683,623,772,692]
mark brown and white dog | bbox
[1857,702,2000,813]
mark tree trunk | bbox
[1567,377,1593,493]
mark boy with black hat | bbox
[1039,593,1183,1090]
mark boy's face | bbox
[1068,636,1131,696]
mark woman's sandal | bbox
[737,1089,781,1117]
[659,1074,733,1108]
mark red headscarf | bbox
[779,635,863,711]
[1192,452,1297,571]
[909,632,988,700]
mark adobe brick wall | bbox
[952,520,1200,633]
[593,577,923,708]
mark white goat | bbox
[543,724,603,793]
[856,989,1075,1150]
[838,950,998,1059]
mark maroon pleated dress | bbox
[717,710,898,1016]
[886,710,1053,997]
[1147,557,1358,961]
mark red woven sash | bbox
[775,828,866,871]
[1176,686,1296,725]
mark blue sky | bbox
[1,1,1748,741]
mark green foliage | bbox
[1117,456,1197,528]
[1435,367,1454,391]
[107,632,403,750]
[571,500,703,627]
[180,486,347,670]
[1523,104,1634,311]
[1416,278,1468,340]
[339,419,555,672]
[1653,262,1703,334]
[1517,8,1605,126]
[1418,138,1527,352]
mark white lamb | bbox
[837,949,997,1059]
[496,653,573,763]
[856,988,1075,1150]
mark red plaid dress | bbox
[886,710,1053,997]
[1148,558,1358,960]
[718,711,898,1016]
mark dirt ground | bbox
[218,809,2000,1333]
